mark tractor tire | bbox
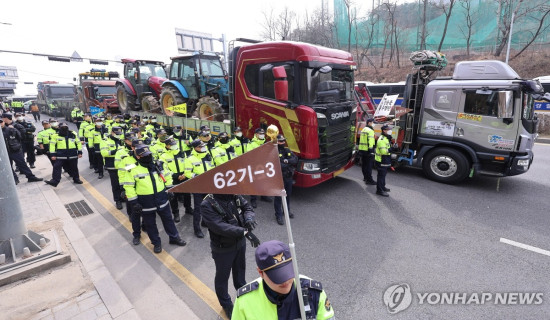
[195,96,227,121]
[117,84,137,113]
[422,147,469,184]
[160,87,187,117]
[141,95,161,113]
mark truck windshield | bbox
[301,67,354,105]
[522,93,535,120]
[199,57,224,77]
[140,64,167,78]
[95,86,116,96]
[48,86,74,97]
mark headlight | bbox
[300,160,321,172]
[316,112,326,119]
[517,159,529,166]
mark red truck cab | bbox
[230,41,357,187]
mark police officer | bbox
[214,132,236,164]
[201,193,260,318]
[248,128,271,208]
[101,126,125,209]
[173,125,192,156]
[116,136,146,245]
[71,106,84,129]
[1,114,43,184]
[229,126,248,156]
[36,120,53,158]
[375,125,394,197]
[359,118,377,185]
[45,123,83,187]
[159,136,192,222]
[184,140,216,238]
[15,112,37,168]
[150,129,168,159]
[92,118,108,179]
[122,144,187,253]
[232,240,335,320]
[274,134,298,225]
[79,113,95,169]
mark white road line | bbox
[500,237,550,257]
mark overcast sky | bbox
[1,0,408,96]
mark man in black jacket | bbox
[1,114,42,184]
[201,193,260,318]
[15,113,37,168]
[274,134,298,225]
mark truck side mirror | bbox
[273,66,288,102]
[497,91,513,121]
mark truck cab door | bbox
[420,88,460,138]
[454,89,518,152]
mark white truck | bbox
[391,59,540,184]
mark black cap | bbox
[233,126,242,132]
[173,125,182,131]
[366,118,375,123]
[111,126,123,134]
[255,128,265,134]
[219,132,228,138]
[124,132,135,140]
[59,122,69,128]
[134,144,152,157]
[2,113,13,120]
[191,139,205,148]
[49,118,57,123]
[381,125,392,131]
[156,129,167,136]
[131,127,140,134]
[14,112,22,117]
[150,115,157,119]
[255,240,294,285]
[41,120,50,124]
[200,125,210,131]
[131,139,144,147]
[277,134,286,142]
[164,136,177,146]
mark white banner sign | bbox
[374,94,399,118]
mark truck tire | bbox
[195,96,226,121]
[117,84,137,113]
[422,147,469,184]
[160,87,187,117]
[141,95,160,113]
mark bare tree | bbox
[435,0,456,52]
[260,7,278,41]
[511,5,550,60]
[259,6,296,41]
[277,7,295,40]
[343,0,357,53]
[419,0,429,50]
[458,0,480,57]
[494,0,524,57]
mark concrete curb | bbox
[41,187,141,319]
[536,137,550,144]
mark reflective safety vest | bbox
[358,126,375,151]
[37,127,56,147]
[71,108,84,118]
[184,149,215,179]
[174,132,192,153]
[232,275,335,320]
[115,146,136,183]
[49,131,82,159]
[215,141,236,163]
[49,103,57,110]
[246,137,265,152]
[160,149,188,185]
[229,137,248,156]
[375,134,391,166]
[100,136,124,169]
[91,126,108,150]
[121,162,173,211]
[149,140,167,160]
[79,121,92,142]
[211,145,229,166]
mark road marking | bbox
[80,177,227,319]
[500,237,550,257]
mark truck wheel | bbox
[160,87,187,117]
[141,95,160,113]
[117,85,136,113]
[195,96,226,121]
[422,147,469,184]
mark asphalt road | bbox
[50,118,550,319]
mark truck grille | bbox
[318,121,354,173]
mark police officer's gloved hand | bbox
[130,202,143,215]
[369,148,375,155]
[120,190,127,201]
[167,192,175,201]
[244,217,257,231]
[245,232,260,248]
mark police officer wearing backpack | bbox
[1,114,42,184]
[201,193,260,318]
[375,125,395,197]
[359,118,377,185]
[45,123,83,187]
[15,113,37,168]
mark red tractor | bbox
[116,59,168,113]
